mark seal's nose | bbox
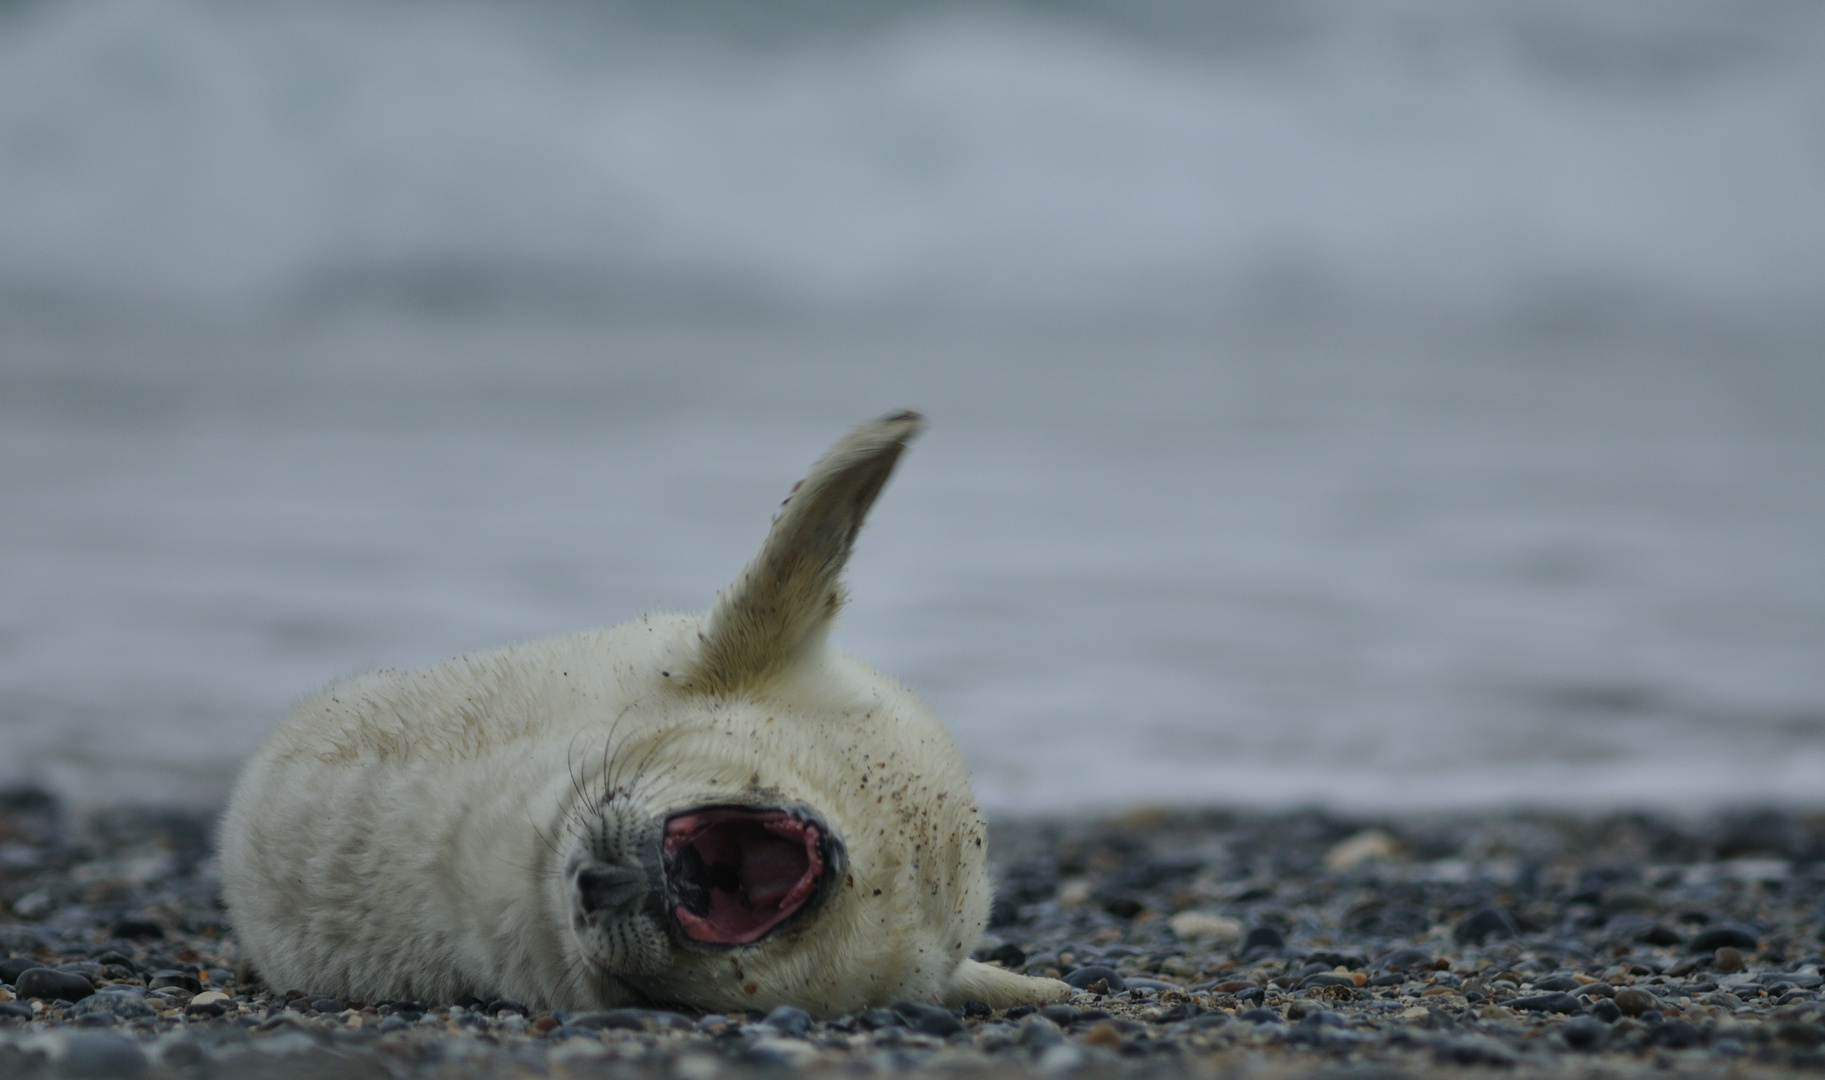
[575,863,647,915]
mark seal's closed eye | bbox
[664,808,826,945]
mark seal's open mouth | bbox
[663,808,825,945]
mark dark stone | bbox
[1688,925,1760,953]
[147,971,201,994]
[1613,988,1658,1016]
[1037,1004,1078,1027]
[961,1000,991,1018]
[1591,998,1623,1023]
[0,1001,30,1019]
[1100,896,1145,919]
[570,1008,691,1031]
[375,1015,410,1033]
[1303,951,1367,970]
[0,957,39,984]
[1453,906,1518,945]
[1298,973,1359,990]
[1123,976,1182,993]
[1650,1019,1702,1049]
[1508,992,1582,1014]
[986,942,1026,968]
[310,997,345,1013]
[484,1000,529,1016]
[856,1008,902,1030]
[1240,926,1285,953]
[381,1000,427,1017]
[90,953,137,974]
[891,1001,964,1037]
[1152,1001,1202,1024]
[453,994,484,1008]
[106,920,164,942]
[1533,975,1581,992]
[16,967,93,1003]
[1072,1008,1113,1025]
[1237,1007,1281,1025]
[58,1032,147,1078]
[1017,1019,1063,1048]
[1063,966,1127,993]
[71,990,155,1021]
[185,997,230,1018]
[762,1005,812,1038]
[1231,986,1265,1005]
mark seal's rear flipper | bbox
[686,411,923,694]
[944,959,1073,1008]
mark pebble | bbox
[1166,911,1242,943]
[1714,946,1745,973]
[16,967,94,1003]
[1688,924,1759,952]
[1062,965,1127,993]
[1612,988,1658,1016]
[1452,906,1518,945]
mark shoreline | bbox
[3,793,1823,1076]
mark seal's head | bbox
[554,412,1069,1016]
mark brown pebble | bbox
[533,1015,560,1033]
[1613,988,1657,1016]
[1212,980,1257,994]
[1082,1022,1123,1047]
[1713,947,1745,974]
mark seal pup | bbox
[219,411,1071,1016]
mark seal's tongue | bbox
[663,809,823,945]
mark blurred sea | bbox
[2,0,1823,812]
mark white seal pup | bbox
[219,411,1070,1016]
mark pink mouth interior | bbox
[663,809,823,945]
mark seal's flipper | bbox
[686,411,923,694]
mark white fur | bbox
[219,413,1069,1016]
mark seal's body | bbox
[219,413,1070,1015]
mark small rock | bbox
[1713,946,1746,973]
[107,920,164,942]
[1590,998,1622,1023]
[1037,1004,1077,1027]
[70,990,155,1020]
[1081,1021,1122,1047]
[58,1031,148,1079]
[985,942,1027,967]
[891,1001,964,1036]
[762,1005,811,1038]
[1688,924,1759,953]
[1240,926,1285,953]
[0,956,39,984]
[1323,829,1399,871]
[16,967,94,1003]
[1017,1018,1063,1048]
[186,991,232,1017]
[1613,988,1658,1017]
[1063,966,1127,993]
[1453,906,1518,945]
[1298,973,1358,990]
[0,1001,31,1019]
[1371,947,1433,972]
[147,970,202,994]
[1562,1014,1606,1050]
[309,997,344,1013]
[1167,911,1243,943]
[1237,1007,1281,1025]
[1507,992,1582,1014]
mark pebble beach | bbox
[3,792,1824,1078]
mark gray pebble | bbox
[58,1031,148,1079]
[1508,992,1582,1014]
[1688,924,1759,953]
[762,1005,811,1038]
[1452,906,1518,945]
[17,967,94,1003]
[70,990,155,1021]
[1062,965,1126,992]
